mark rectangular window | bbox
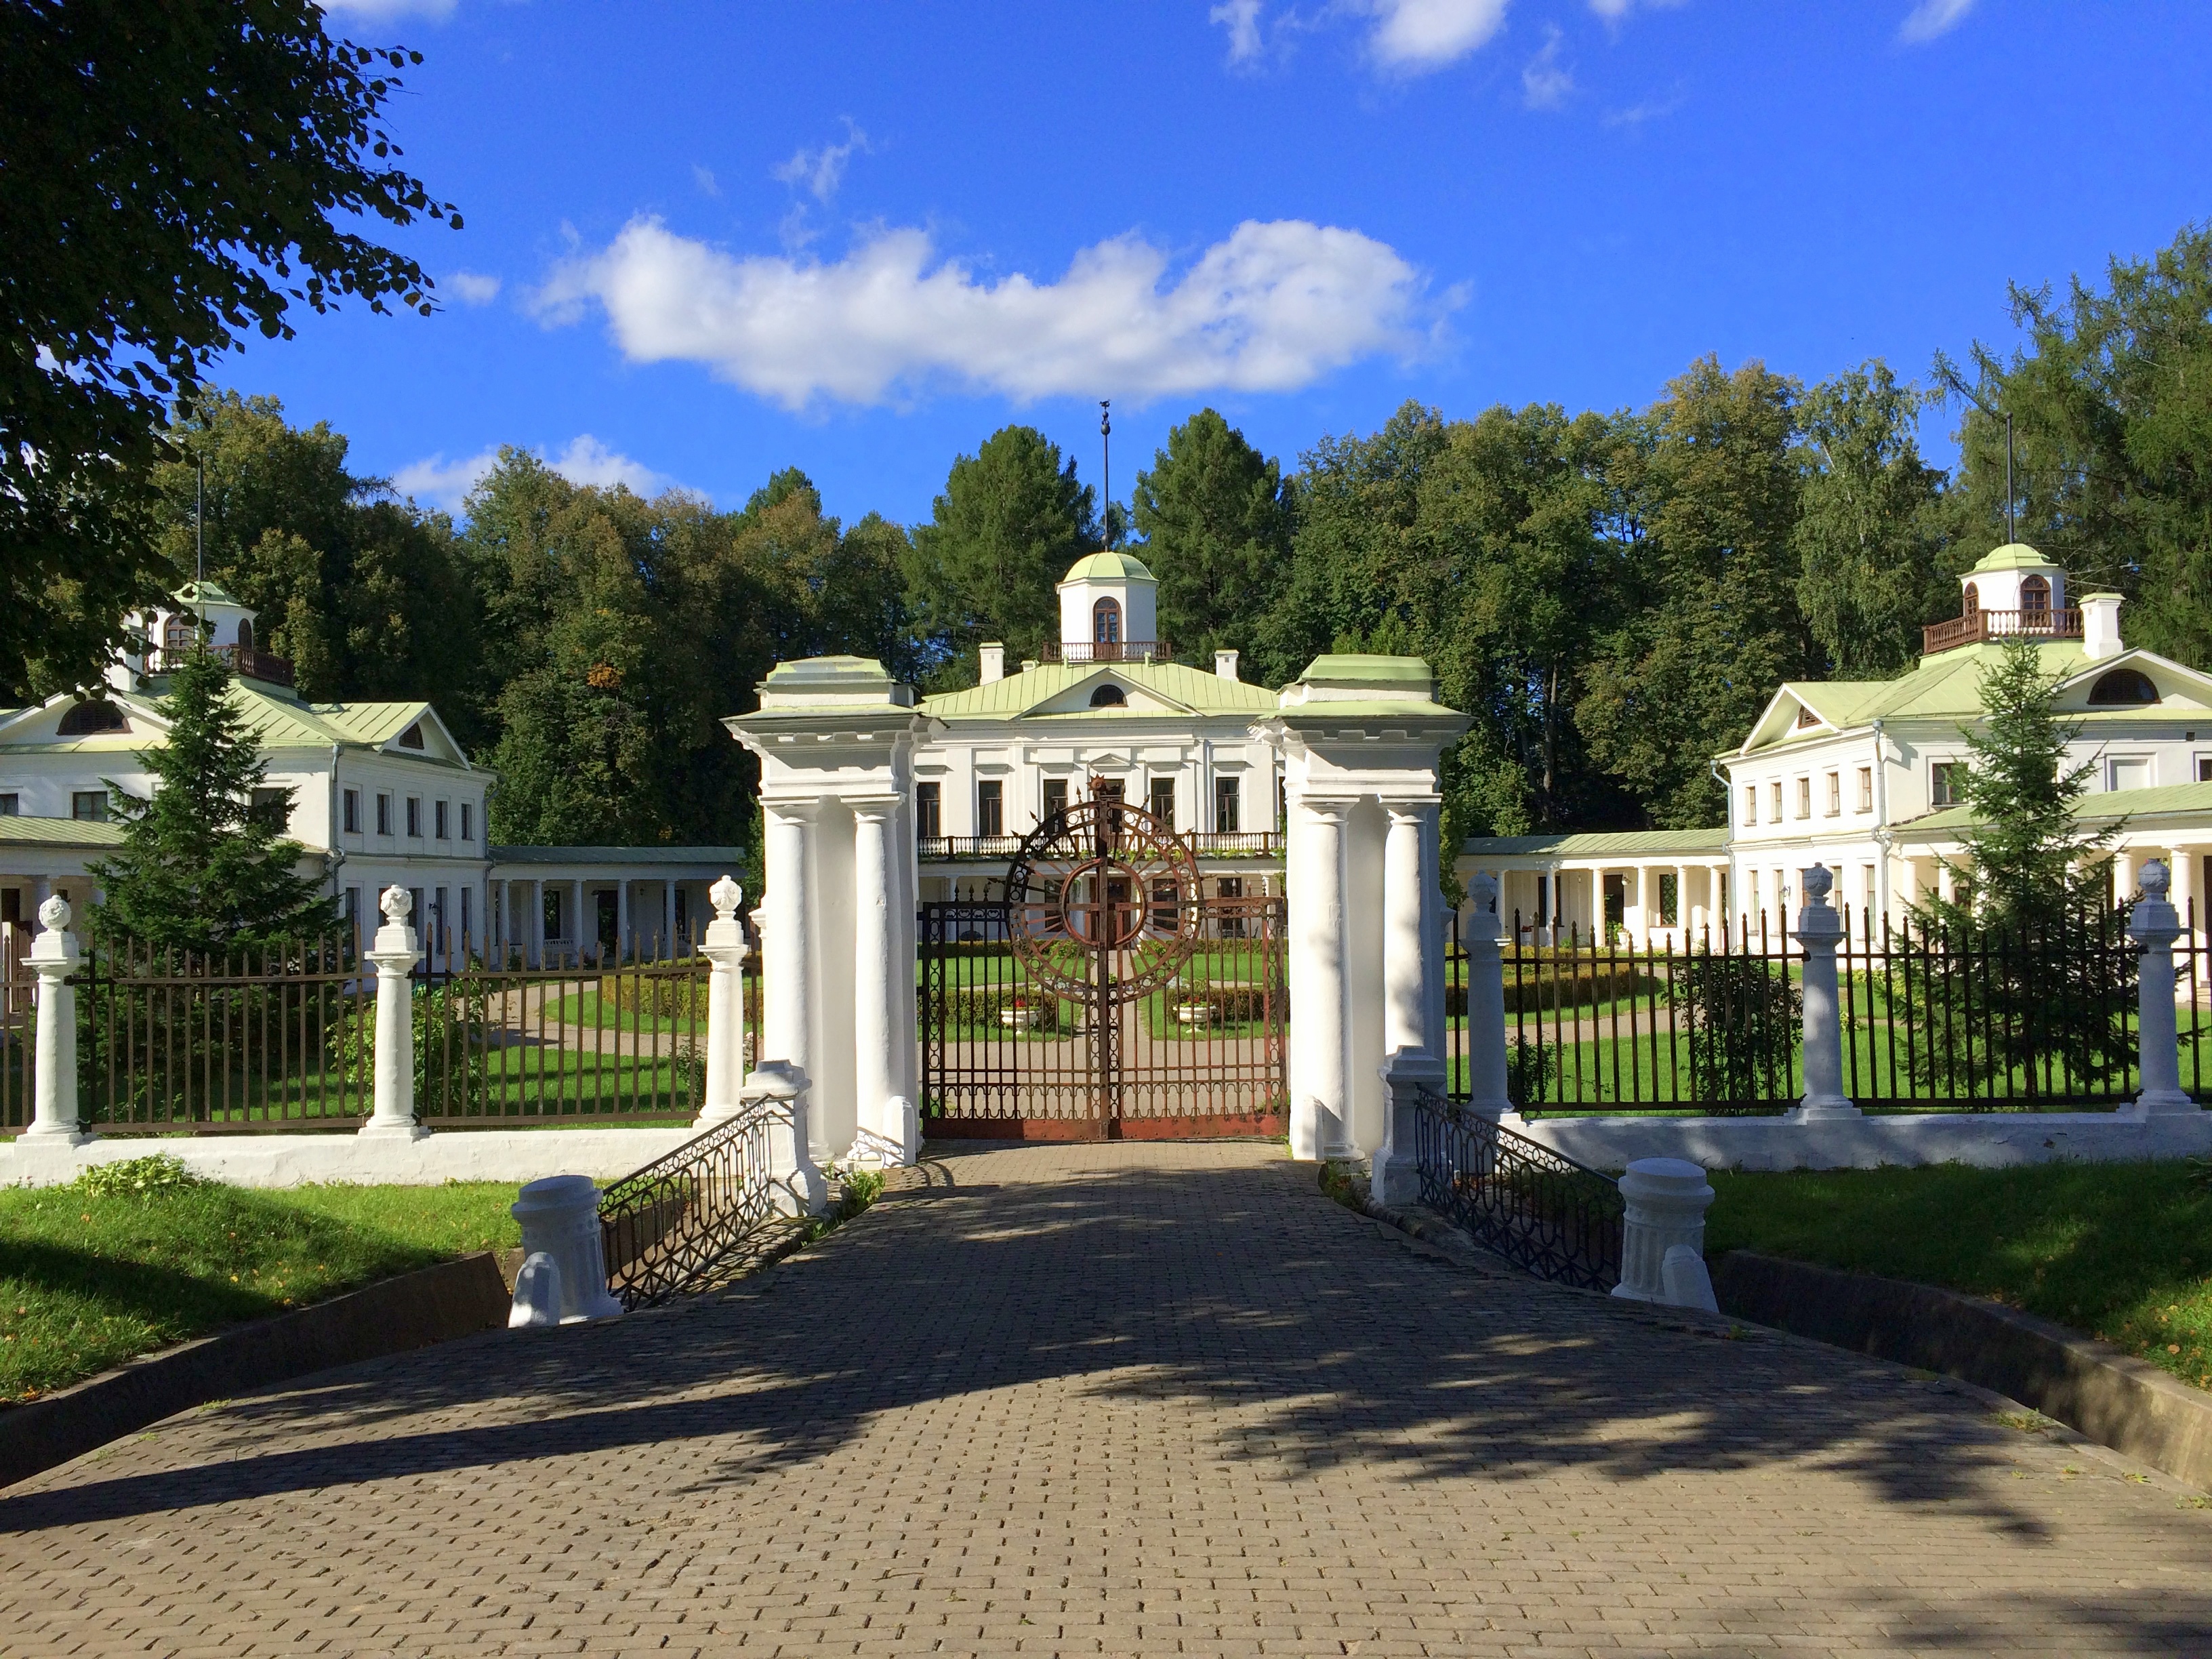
[2199,756,2212,784]
[916,781,941,839]
[460,801,473,843]
[1742,785,1757,827]
[249,787,289,832]
[411,889,426,937]
[1856,766,1874,813]
[405,796,422,838]
[342,787,360,834]
[1824,773,1841,817]
[1215,776,1241,834]
[1040,777,1068,825]
[0,793,16,816]
[1658,872,1679,926]
[71,790,106,822]
[1930,762,1961,808]
[1795,777,1811,819]
[1769,781,1783,823]
[434,800,449,840]
[1149,777,1175,826]
[545,886,562,940]
[376,793,392,836]
[976,779,1003,838]
[344,886,361,935]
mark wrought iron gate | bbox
[919,797,1287,1138]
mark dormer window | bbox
[1794,705,1817,729]
[2087,668,2158,705]
[1092,598,1122,644]
[398,723,424,750]
[2021,574,2050,615]
[1089,683,1127,707]
[56,699,127,737]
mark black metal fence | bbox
[1441,905,2205,1116]
[1413,1085,1624,1291]
[600,1102,788,1310]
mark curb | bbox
[0,1252,510,1490]
[1712,1250,2212,1494]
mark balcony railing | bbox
[1039,640,1172,664]
[1921,608,2081,655]
[917,830,1283,861]
[148,643,296,687]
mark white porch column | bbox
[2112,848,2136,903]
[1789,865,1857,1119]
[1382,803,1431,1062]
[25,897,88,1143]
[1671,864,1687,941]
[1290,798,1353,1160]
[569,878,584,964]
[695,876,747,1128]
[661,878,676,956]
[361,886,430,1141]
[615,879,630,963]
[2130,860,2198,1115]
[527,878,545,968]
[848,798,915,1165]
[762,802,821,1158]
[2168,847,2199,950]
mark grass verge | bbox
[1704,1160,2212,1391]
[0,1158,520,1404]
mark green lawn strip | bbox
[0,1170,520,1403]
[543,990,703,1033]
[1704,1162,2212,1391]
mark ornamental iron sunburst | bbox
[1003,795,1203,1004]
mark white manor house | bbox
[1460,544,2212,945]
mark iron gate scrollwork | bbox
[920,796,1287,1138]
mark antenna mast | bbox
[196,457,205,583]
[1099,400,1112,550]
[2005,411,2016,544]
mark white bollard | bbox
[1371,1046,1446,1208]
[2130,860,2198,1115]
[1462,874,1513,1120]
[360,886,431,1141]
[694,875,747,1128]
[24,897,89,1145]
[510,1174,623,1321]
[508,1251,563,1328]
[743,1059,830,1216]
[1789,864,1859,1120]
[1661,1244,1720,1313]
[1613,1157,1716,1306]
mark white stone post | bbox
[1790,864,1858,1120]
[1291,798,1353,1160]
[510,1174,622,1320]
[742,1059,830,1216]
[848,798,916,1166]
[694,876,747,1128]
[25,896,89,1144]
[361,886,430,1141]
[1370,1046,1446,1206]
[760,802,820,1157]
[1382,803,1431,1061]
[2130,860,2198,1115]
[1462,873,1513,1119]
[1612,1157,1717,1309]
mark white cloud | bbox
[1899,0,1974,43]
[318,0,459,20]
[1521,26,1572,109]
[1367,0,1511,72]
[692,164,720,197]
[1604,87,1685,128]
[1587,0,1684,19]
[1211,0,1265,63]
[447,270,501,306]
[391,436,680,512]
[773,122,870,204]
[532,216,1439,411]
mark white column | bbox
[569,878,584,963]
[1671,864,1687,941]
[615,879,630,963]
[2130,860,2197,1115]
[1290,798,1353,1160]
[2112,848,2136,903]
[25,896,88,1143]
[1612,1158,1718,1310]
[528,878,545,968]
[1461,872,1511,1119]
[662,878,676,956]
[695,875,747,1128]
[742,1059,830,1216]
[361,886,430,1141]
[1382,804,1430,1062]
[762,802,820,1156]
[848,799,914,1165]
[2169,847,2199,951]
[1790,864,1857,1119]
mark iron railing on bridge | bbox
[1413,1085,1624,1292]
[599,1101,790,1310]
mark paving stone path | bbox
[3,1141,2209,1657]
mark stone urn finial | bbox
[1801,863,1833,903]
[711,874,744,922]
[2140,858,2171,900]
[1471,871,1498,913]
[380,885,413,924]
[37,894,70,934]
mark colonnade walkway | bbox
[4,1142,2210,1656]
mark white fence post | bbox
[2130,859,2198,1115]
[1462,872,1513,1120]
[1613,1156,1717,1309]
[1790,863,1858,1120]
[745,1059,830,1216]
[361,886,430,1141]
[1371,1045,1446,1206]
[695,875,747,1128]
[510,1174,622,1320]
[25,897,89,1145]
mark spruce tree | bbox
[89,646,338,954]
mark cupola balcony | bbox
[1921,607,2081,655]
[147,642,296,687]
[1040,640,1172,665]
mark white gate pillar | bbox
[25,896,89,1144]
[2130,860,2198,1116]
[1790,864,1858,1120]
[849,797,916,1165]
[1290,796,1353,1160]
[1462,873,1512,1119]
[362,886,430,1141]
[695,875,747,1128]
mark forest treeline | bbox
[24,222,2212,853]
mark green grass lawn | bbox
[1704,1161,2212,1391]
[0,1162,520,1403]
[544,989,705,1033]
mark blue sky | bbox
[247,0,2212,528]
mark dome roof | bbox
[173,579,246,607]
[1061,550,1155,584]
[1969,543,2062,575]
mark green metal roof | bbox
[1460,827,1729,859]
[0,685,462,764]
[923,660,1276,719]
[0,815,126,848]
[1908,779,2212,834]
[490,844,745,866]
[1969,542,2063,574]
[1298,654,1433,689]
[1060,550,1154,583]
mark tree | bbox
[1,1,458,700]
[1130,410,1294,665]
[89,648,339,953]
[905,426,1097,679]
[1793,362,1952,676]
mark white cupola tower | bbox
[108,581,269,691]
[1056,551,1159,659]
[1959,544,2066,618]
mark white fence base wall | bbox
[1513,1109,2212,1173]
[0,1128,699,1191]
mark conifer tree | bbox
[89,647,338,954]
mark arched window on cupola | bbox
[161,613,194,657]
[1961,581,1979,616]
[1092,597,1122,644]
[2021,574,2050,615]
[236,618,253,655]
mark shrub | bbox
[1669,953,1801,1110]
[75,1153,209,1197]
[596,974,709,1023]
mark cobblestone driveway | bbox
[3,1142,2209,1657]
